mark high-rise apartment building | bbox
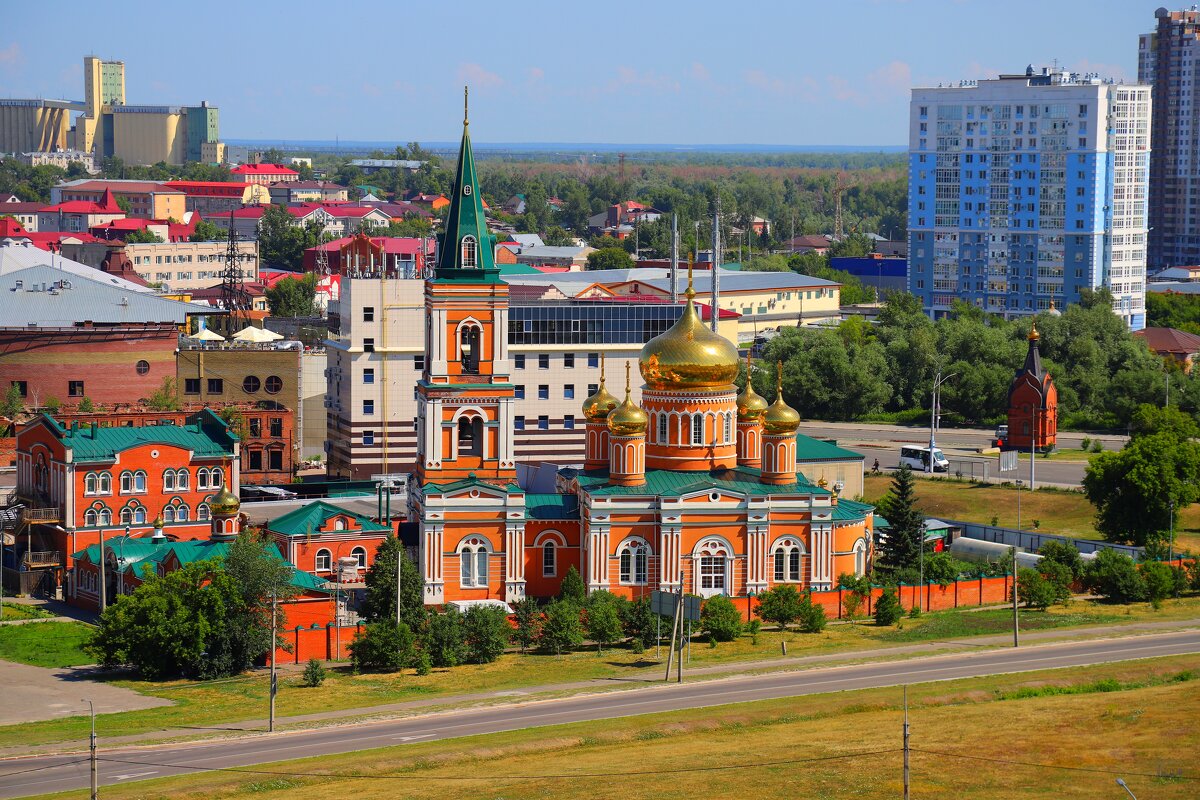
[1140,8,1200,268]
[908,67,1151,329]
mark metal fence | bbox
[945,519,1143,558]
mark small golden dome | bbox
[736,353,768,422]
[607,362,648,436]
[639,260,739,391]
[210,485,241,516]
[582,354,619,421]
[763,362,801,435]
[152,514,165,529]
[1028,322,1040,342]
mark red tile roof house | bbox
[230,163,300,185]
[36,189,125,233]
[1134,327,1200,373]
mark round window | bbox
[242,375,261,393]
[136,360,150,375]
[264,375,283,394]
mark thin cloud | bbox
[458,62,503,89]
[0,43,21,68]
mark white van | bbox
[899,445,949,473]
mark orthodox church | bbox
[408,97,877,605]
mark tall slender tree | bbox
[876,465,927,572]
[361,534,425,632]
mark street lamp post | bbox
[1116,778,1138,799]
[1015,480,1023,532]
[928,372,956,474]
[84,698,97,800]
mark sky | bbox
[0,0,1167,147]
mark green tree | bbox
[837,573,872,619]
[265,273,318,317]
[424,608,465,667]
[922,552,968,587]
[349,619,414,673]
[2,384,24,420]
[585,599,623,653]
[1082,549,1147,604]
[541,226,574,246]
[621,597,659,649]
[1140,561,1186,609]
[461,605,511,664]
[1039,559,1075,605]
[1038,541,1084,582]
[87,559,241,679]
[559,565,586,603]
[123,228,163,244]
[190,219,226,242]
[302,657,327,687]
[874,590,903,626]
[539,600,583,654]
[76,396,95,413]
[700,594,744,642]
[1083,406,1200,547]
[259,205,328,270]
[360,534,425,632]
[876,466,926,572]
[796,590,828,633]
[511,597,542,652]
[1016,567,1055,610]
[586,247,634,271]
[145,377,180,411]
[219,529,299,672]
[756,584,803,630]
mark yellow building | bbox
[111,107,187,166]
[0,100,74,153]
[53,180,186,220]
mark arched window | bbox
[853,539,868,578]
[133,506,146,524]
[772,538,804,583]
[542,541,556,577]
[695,539,730,596]
[120,507,132,525]
[163,506,175,523]
[163,470,175,492]
[657,413,668,443]
[197,468,209,490]
[691,414,704,445]
[211,469,223,487]
[175,470,189,491]
[98,508,112,526]
[333,517,346,531]
[85,473,97,495]
[315,549,332,571]
[351,546,367,568]
[723,412,733,444]
[461,235,478,268]
[197,503,211,521]
[134,471,147,492]
[459,325,481,374]
[120,471,132,493]
[84,508,97,526]
[618,539,649,584]
[98,472,111,494]
[458,537,490,588]
[176,504,189,522]
[457,415,483,457]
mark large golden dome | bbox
[763,363,801,435]
[210,485,241,516]
[639,266,739,391]
[607,362,648,436]
[582,355,619,422]
[736,353,769,422]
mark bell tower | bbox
[415,88,517,485]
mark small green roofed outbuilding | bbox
[266,501,391,538]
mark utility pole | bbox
[1011,545,1020,648]
[676,570,684,684]
[664,570,683,682]
[85,699,97,800]
[902,685,910,800]
[395,539,403,626]
[269,590,278,732]
[1016,480,1023,531]
[928,372,955,474]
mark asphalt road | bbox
[3,629,1196,798]
[801,421,1117,487]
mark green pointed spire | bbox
[435,86,498,280]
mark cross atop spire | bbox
[464,85,469,127]
[624,361,632,396]
[685,253,695,300]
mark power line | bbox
[97,748,900,782]
[0,758,90,778]
[912,748,1198,782]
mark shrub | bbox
[1141,561,1187,610]
[77,396,95,413]
[1080,436,1092,452]
[908,605,922,619]
[461,605,511,664]
[540,600,583,654]
[1016,567,1055,610]
[301,658,326,687]
[424,608,465,667]
[874,591,902,626]
[837,573,871,619]
[1090,439,1103,453]
[1039,559,1074,605]
[1083,549,1147,604]
[414,650,431,676]
[1038,541,1084,581]
[348,620,414,673]
[746,619,762,645]
[511,597,541,652]
[923,552,970,587]
[700,594,743,642]
[559,565,586,603]
[756,585,803,630]
[796,591,827,633]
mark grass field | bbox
[0,621,93,668]
[33,654,1200,800]
[0,603,56,621]
[863,474,1200,552]
[2,595,1197,752]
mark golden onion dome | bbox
[736,353,768,422]
[607,362,648,436]
[639,262,739,391]
[763,362,801,435]
[210,485,241,516]
[582,355,619,422]
[1028,322,1040,342]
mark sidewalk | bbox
[6,616,1196,758]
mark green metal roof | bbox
[575,467,831,498]
[267,501,390,538]
[497,262,543,275]
[830,497,875,523]
[794,433,864,463]
[525,493,580,520]
[425,474,522,494]
[434,105,501,283]
[48,409,237,464]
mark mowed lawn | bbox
[35,654,1200,800]
[0,621,94,668]
[3,594,1198,751]
[863,474,1200,552]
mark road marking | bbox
[390,734,434,742]
[112,771,158,780]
